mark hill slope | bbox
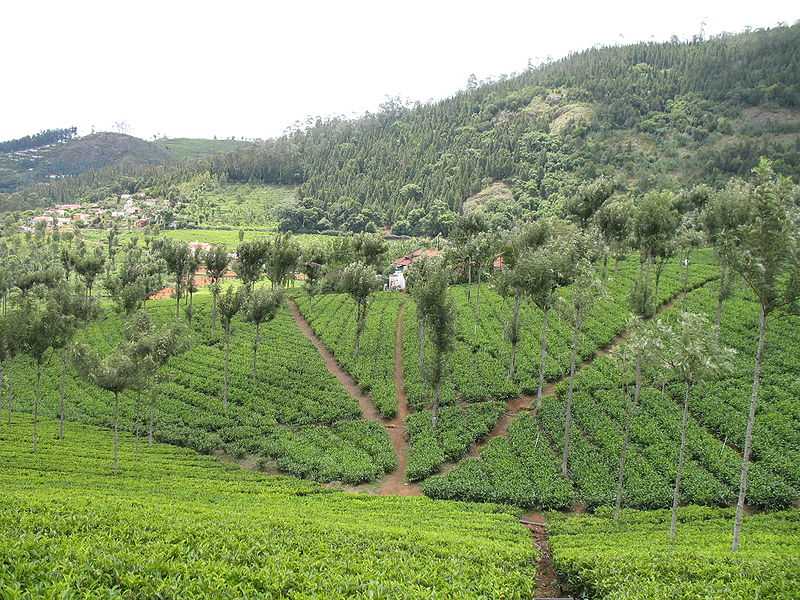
[211,24,800,235]
[0,132,171,193]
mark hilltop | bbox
[0,132,171,193]
[210,23,800,235]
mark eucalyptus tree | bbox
[16,293,77,451]
[496,222,555,381]
[105,223,120,275]
[613,320,662,519]
[351,232,388,270]
[634,191,680,307]
[185,246,204,323]
[126,311,189,444]
[595,194,633,278]
[657,312,735,539]
[564,177,615,229]
[338,262,380,357]
[266,233,301,288]
[73,341,140,472]
[51,283,99,440]
[158,240,192,318]
[708,158,800,551]
[674,217,705,293]
[105,244,163,315]
[218,285,244,411]
[74,250,106,298]
[451,212,488,302]
[234,239,270,293]
[406,257,437,378]
[559,259,606,477]
[0,316,18,427]
[204,244,230,333]
[244,288,283,380]
[300,243,328,293]
[409,258,454,427]
[468,231,500,337]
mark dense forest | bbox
[209,23,800,234]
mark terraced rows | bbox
[6,291,396,484]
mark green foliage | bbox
[1,415,536,598]
[293,291,403,417]
[6,294,396,484]
[548,507,800,600]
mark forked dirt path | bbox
[287,299,418,494]
[438,277,716,475]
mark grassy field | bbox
[1,415,536,598]
[154,137,254,160]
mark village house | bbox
[387,247,442,291]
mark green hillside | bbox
[0,132,171,193]
[1,416,536,598]
[154,137,255,161]
[210,24,800,235]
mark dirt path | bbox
[437,278,717,475]
[379,304,421,496]
[288,299,419,494]
[288,299,381,422]
[520,512,566,599]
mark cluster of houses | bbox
[23,193,167,233]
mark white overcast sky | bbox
[1,1,797,141]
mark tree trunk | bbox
[59,353,66,440]
[732,303,766,551]
[211,290,218,334]
[252,322,260,381]
[417,318,425,380]
[33,363,42,453]
[535,305,550,410]
[6,370,12,426]
[654,260,664,304]
[508,291,521,380]
[715,267,726,343]
[602,253,609,282]
[0,364,4,430]
[474,270,481,338]
[354,303,366,357]
[148,385,155,446]
[113,391,120,473]
[223,326,230,411]
[614,383,631,520]
[561,316,581,477]
[670,381,691,539]
[431,356,442,429]
[466,262,472,303]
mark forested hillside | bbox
[209,24,800,235]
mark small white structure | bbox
[388,270,406,292]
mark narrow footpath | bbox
[379,304,420,496]
[287,299,417,494]
[438,277,717,474]
[520,512,567,599]
[288,299,382,422]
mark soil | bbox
[288,298,419,495]
[520,512,567,599]
[378,304,421,495]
